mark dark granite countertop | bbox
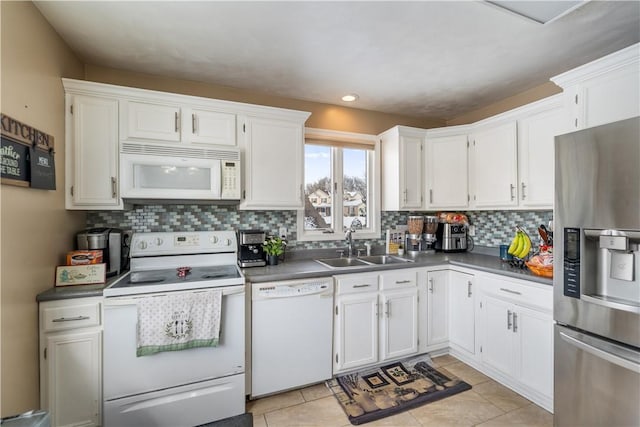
[36,273,125,302]
[37,251,552,302]
[242,252,553,286]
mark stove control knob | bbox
[252,248,259,254]
[138,240,148,250]
[223,238,232,246]
[155,238,163,246]
[210,235,219,244]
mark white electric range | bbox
[103,231,245,427]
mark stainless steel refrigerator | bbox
[554,116,640,426]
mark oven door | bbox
[120,153,221,200]
[103,286,244,400]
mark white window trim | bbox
[297,128,381,242]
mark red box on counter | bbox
[66,250,103,265]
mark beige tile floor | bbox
[247,354,552,427]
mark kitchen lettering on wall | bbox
[1,113,55,189]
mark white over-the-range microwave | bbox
[120,142,241,201]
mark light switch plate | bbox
[279,227,287,239]
[468,225,476,236]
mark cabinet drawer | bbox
[480,275,551,312]
[335,275,379,295]
[42,301,102,332]
[380,270,417,290]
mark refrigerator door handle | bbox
[559,330,640,374]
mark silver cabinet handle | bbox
[111,176,117,198]
[521,182,526,200]
[52,316,90,323]
[507,310,512,330]
[375,302,379,317]
[467,281,472,297]
[500,287,522,295]
[510,184,515,201]
[403,189,408,204]
[353,284,371,288]
[192,113,197,134]
[513,312,518,333]
[385,300,390,317]
[429,189,433,204]
[174,112,179,132]
[396,280,411,284]
[428,277,434,293]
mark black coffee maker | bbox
[237,229,266,267]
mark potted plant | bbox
[263,236,286,266]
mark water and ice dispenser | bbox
[565,228,640,312]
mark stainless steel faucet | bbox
[345,227,355,258]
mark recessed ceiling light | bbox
[341,94,359,102]
[486,0,588,24]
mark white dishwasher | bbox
[251,278,334,398]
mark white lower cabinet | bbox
[478,274,553,411]
[449,270,475,356]
[427,271,449,347]
[40,297,103,427]
[333,270,418,373]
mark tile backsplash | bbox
[88,205,551,251]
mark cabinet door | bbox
[518,106,566,208]
[46,330,101,427]
[186,108,236,146]
[515,305,553,398]
[427,271,449,347]
[68,95,122,209]
[380,288,418,361]
[334,293,379,372]
[470,122,518,208]
[580,65,640,129]
[125,100,181,142]
[399,135,423,209]
[449,271,475,355]
[425,134,468,209]
[480,294,515,377]
[240,116,304,209]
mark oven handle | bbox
[104,286,245,306]
[559,330,640,374]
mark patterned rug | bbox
[327,354,471,425]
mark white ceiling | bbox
[35,1,640,121]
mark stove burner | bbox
[202,274,229,279]
[129,278,165,285]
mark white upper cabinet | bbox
[239,113,309,210]
[469,122,518,208]
[552,43,640,130]
[64,87,123,210]
[379,126,425,210]
[425,128,470,209]
[186,108,236,146]
[125,100,181,142]
[517,96,567,209]
[123,101,237,146]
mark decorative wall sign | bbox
[1,114,56,189]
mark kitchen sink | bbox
[315,257,371,269]
[357,255,413,265]
[315,255,414,269]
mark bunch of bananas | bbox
[508,230,532,259]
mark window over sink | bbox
[297,128,380,241]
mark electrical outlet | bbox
[279,227,288,239]
[468,225,476,236]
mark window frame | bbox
[297,128,380,242]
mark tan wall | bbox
[84,64,445,134]
[0,2,85,416]
[446,81,562,125]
